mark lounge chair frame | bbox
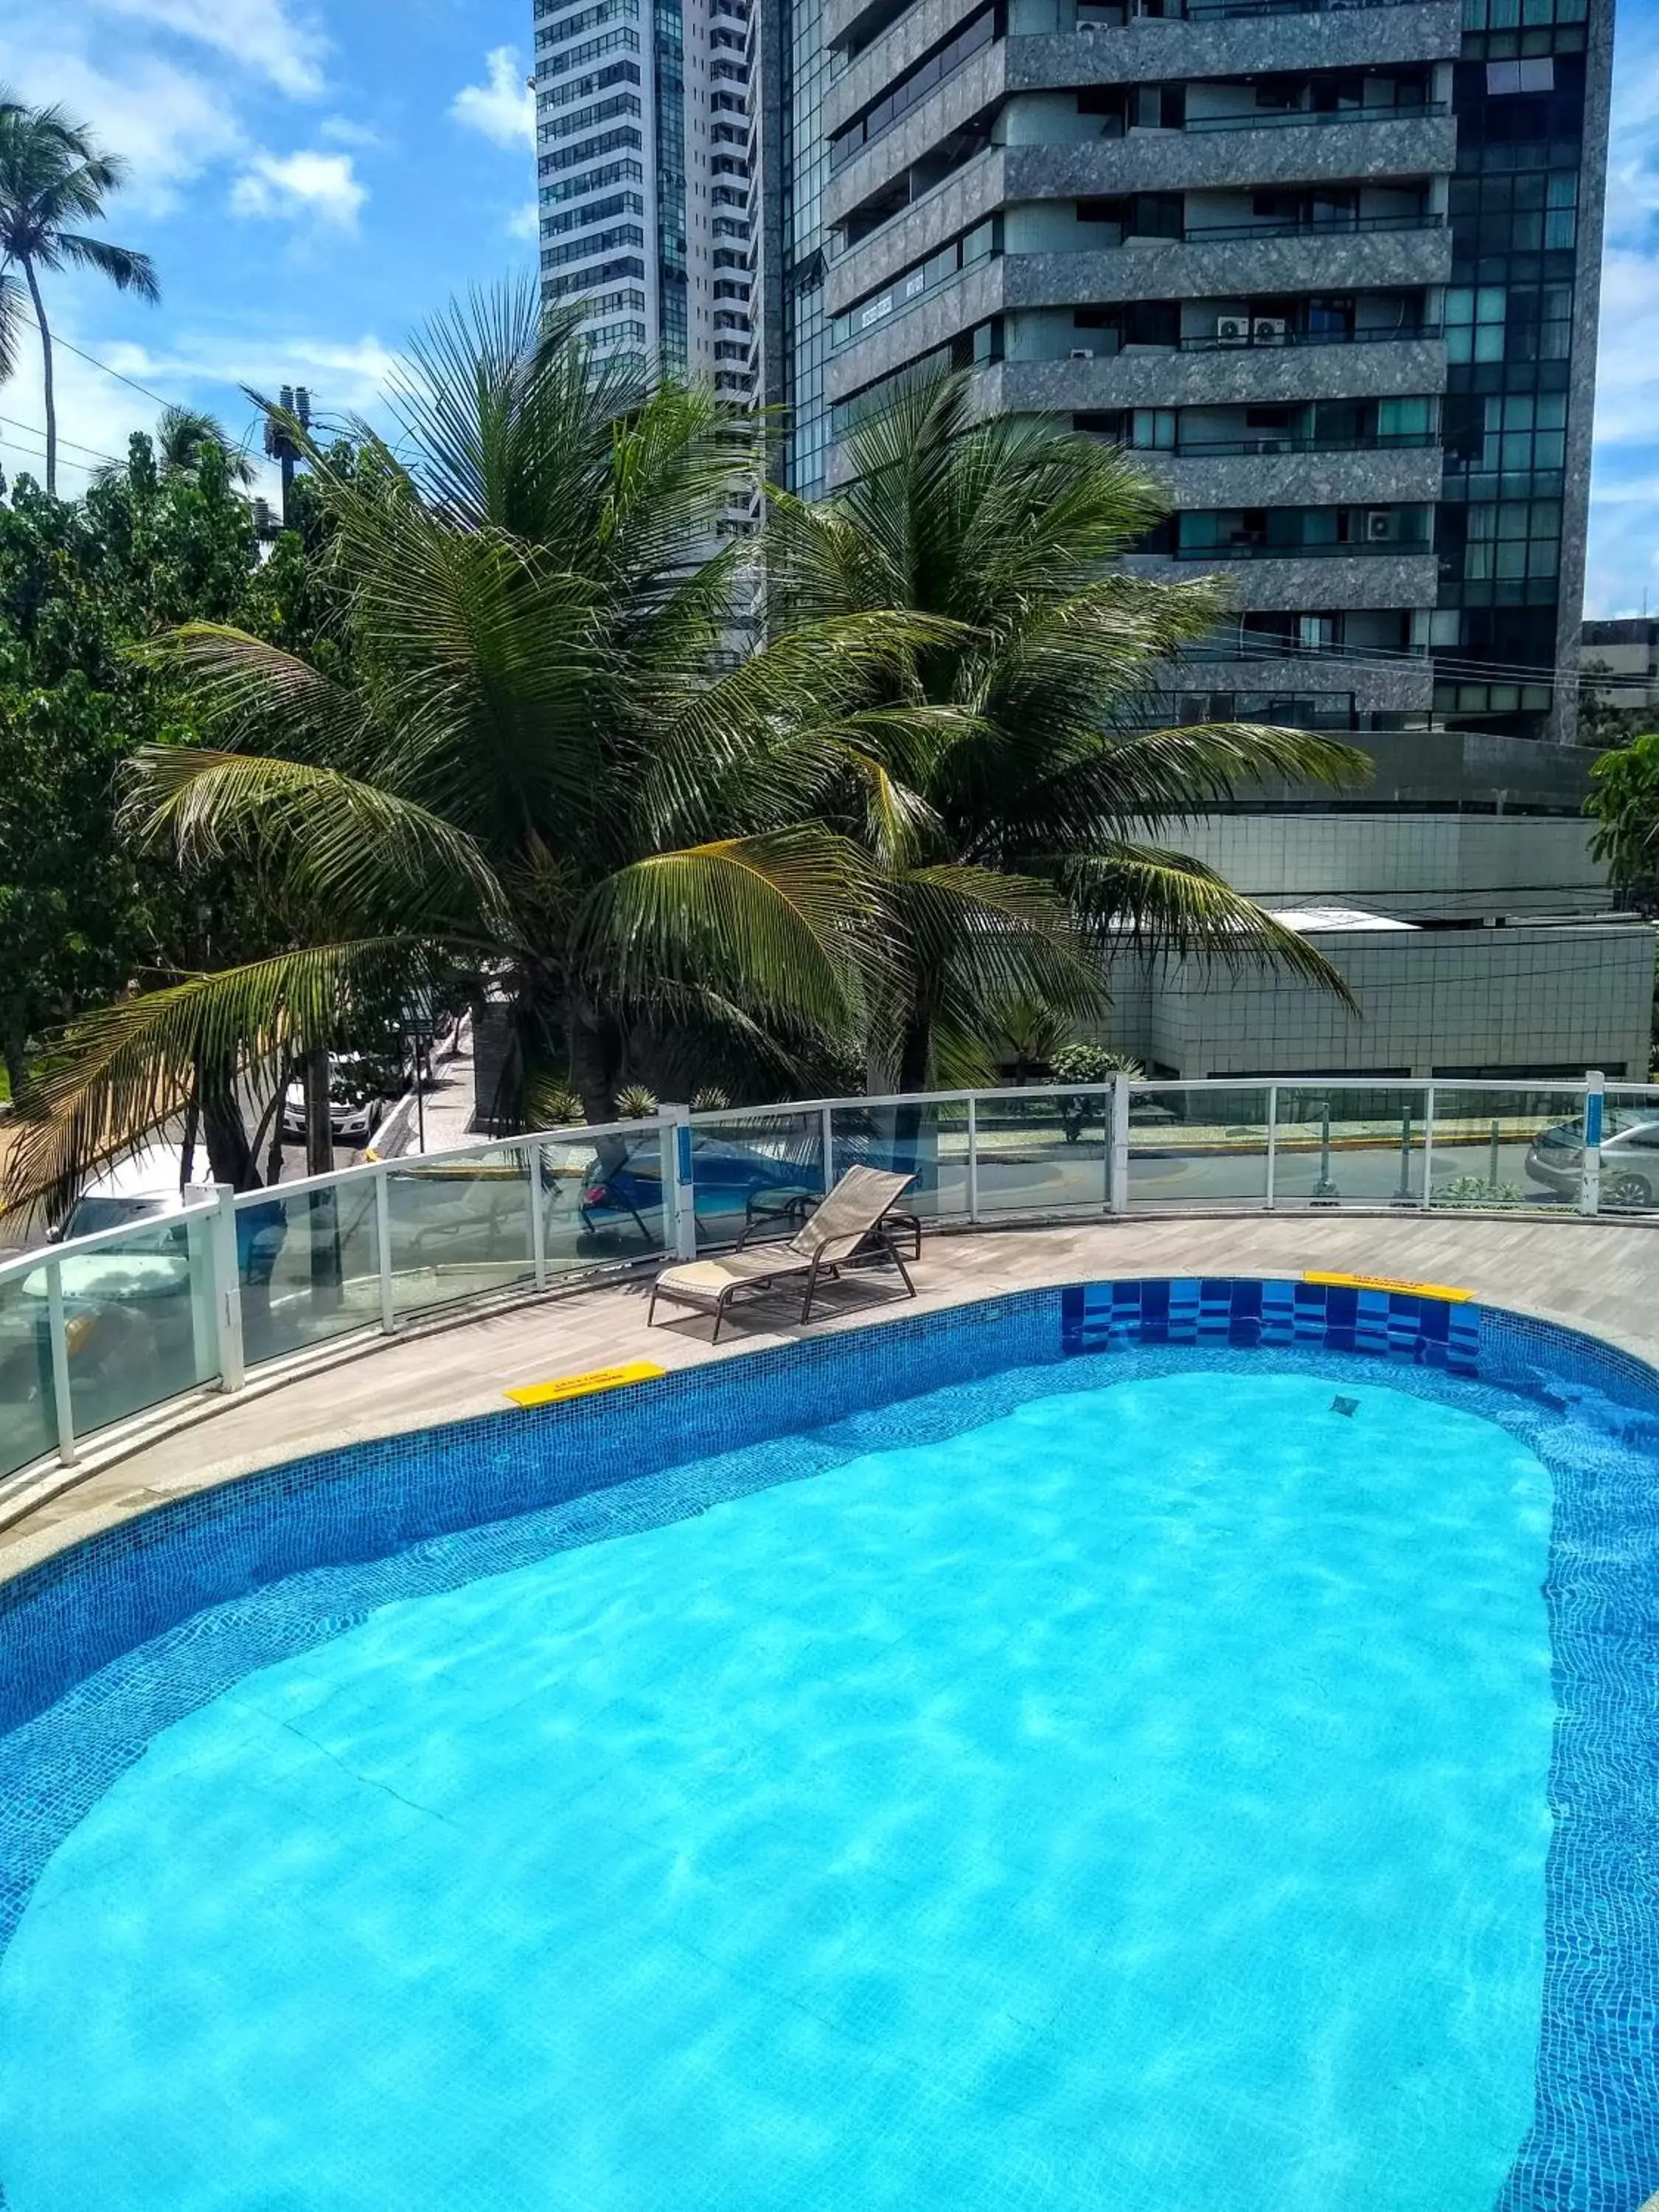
[647,1168,918,1341]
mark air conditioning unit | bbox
[1068,346,1095,360]
[1366,508,1395,541]
[1215,314,1251,345]
[1251,316,1288,344]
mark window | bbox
[1486,56,1554,91]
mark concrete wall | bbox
[1139,811,1615,921]
[1102,921,1656,1080]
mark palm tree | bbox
[91,404,256,493]
[767,373,1369,1089]
[1,285,935,1209]
[0,91,159,495]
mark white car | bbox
[281,1056,392,1146]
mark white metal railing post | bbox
[1581,1070,1604,1216]
[374,1161,396,1335]
[1265,1084,1278,1210]
[662,1105,697,1258]
[529,1141,549,1290]
[45,1258,77,1467]
[1421,1083,1436,1208]
[820,1103,835,1193]
[1111,1074,1132,1214]
[967,1095,980,1222]
[209,1185,246,1392]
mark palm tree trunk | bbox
[20,257,56,497]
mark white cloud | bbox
[0,41,245,215]
[230,149,367,232]
[452,48,535,153]
[507,201,541,243]
[92,0,328,99]
[319,115,385,151]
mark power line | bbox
[10,309,177,412]
[0,413,122,465]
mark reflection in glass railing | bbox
[974,1089,1110,1217]
[830,1101,971,1222]
[55,1214,219,1436]
[386,1152,537,1319]
[1130,1088,1269,1207]
[1427,1089,1585,1211]
[1270,1086,1426,1208]
[240,1181,379,1366]
[0,1273,59,1482]
[689,1113,827,1253]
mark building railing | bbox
[1143,430,1439,459]
[1184,212,1443,243]
[0,1072,1646,1486]
[1178,99,1447,132]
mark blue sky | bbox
[0,0,535,503]
[0,0,1655,613]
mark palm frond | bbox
[571,830,881,1031]
[2,939,425,1215]
[125,748,517,941]
[1063,845,1360,1007]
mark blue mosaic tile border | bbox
[2,1275,1659,2209]
[1060,1275,1482,1369]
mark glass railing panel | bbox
[1128,1087,1270,1207]
[387,1151,537,1318]
[53,1211,220,1437]
[686,1111,828,1253]
[241,1180,381,1368]
[1270,1085,1428,1207]
[829,1100,971,1225]
[1578,1087,1659,1219]
[540,1129,668,1273]
[0,1270,60,1479]
[1428,1088,1585,1211]
[975,1088,1110,1217]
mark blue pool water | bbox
[0,1366,1559,2211]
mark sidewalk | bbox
[370,1020,478,1160]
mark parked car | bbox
[1524,1105,1659,1208]
[577,1134,819,1239]
[282,1054,397,1147]
[58,1143,217,1242]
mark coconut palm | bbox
[0,91,159,495]
[767,372,1369,1089]
[92,405,255,491]
[1,285,939,1209]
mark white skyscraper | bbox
[534,0,758,420]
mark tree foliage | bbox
[766,372,1369,1089]
[1587,729,1659,911]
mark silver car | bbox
[1524,1106,1659,1209]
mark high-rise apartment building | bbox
[534,0,760,417]
[809,0,1611,742]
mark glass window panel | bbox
[0,1272,61,1478]
[241,1180,380,1366]
[1474,326,1506,361]
[687,1111,826,1251]
[1430,1088,1585,1209]
[386,1152,537,1319]
[1476,288,1508,321]
[1128,1088,1270,1207]
[1271,1086,1428,1206]
[52,1211,221,1438]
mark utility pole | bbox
[262,383,313,528]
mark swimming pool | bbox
[0,1279,1656,2209]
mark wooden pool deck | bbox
[2,1210,1655,1582]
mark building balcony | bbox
[975,341,1446,415]
[994,113,1456,202]
[829,0,1456,131]
[827,215,1447,328]
[1147,442,1444,507]
[1119,546,1439,608]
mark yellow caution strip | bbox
[506,1360,667,1408]
[1304,1270,1472,1303]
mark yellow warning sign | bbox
[505,1360,667,1408]
[1304,1270,1472,1303]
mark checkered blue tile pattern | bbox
[1060,1276,1481,1371]
[1,1274,1658,2210]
